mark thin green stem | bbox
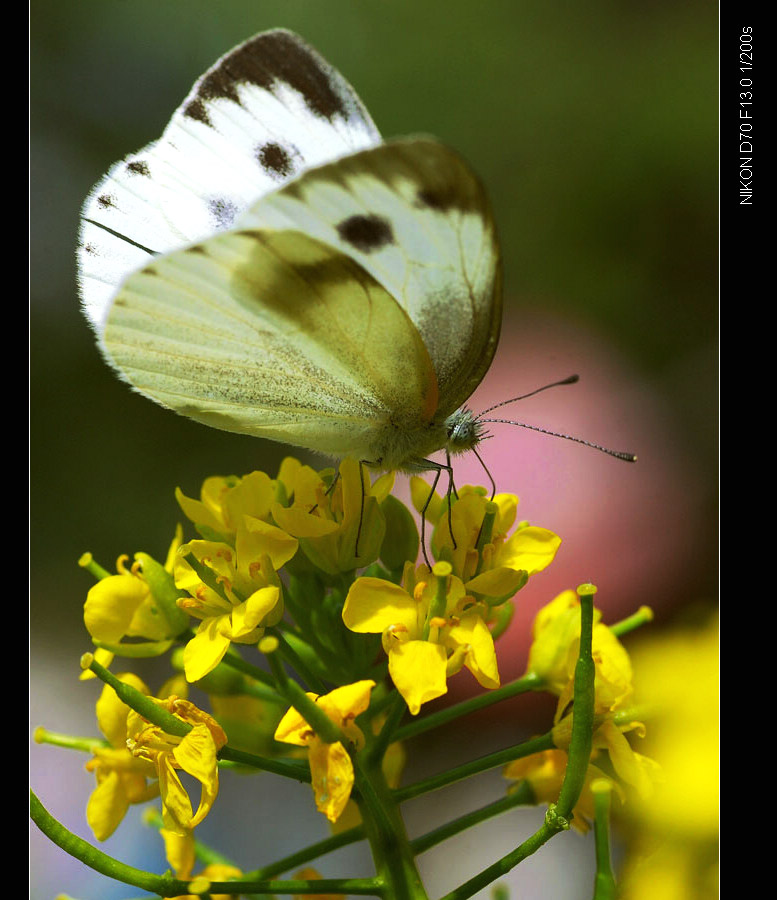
[368,691,407,764]
[84,656,189,737]
[243,826,365,881]
[267,625,327,693]
[33,727,108,753]
[410,781,535,856]
[394,733,555,803]
[610,605,653,638]
[218,746,311,782]
[555,585,597,821]
[393,672,543,743]
[436,818,560,900]
[435,585,599,900]
[30,791,190,896]
[592,784,617,900]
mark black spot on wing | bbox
[336,214,394,253]
[184,30,349,125]
[208,197,238,229]
[126,160,150,177]
[97,194,116,209]
[257,142,294,178]
[414,186,473,213]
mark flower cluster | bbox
[33,456,668,897]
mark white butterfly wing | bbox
[102,228,441,464]
[237,138,502,416]
[78,30,381,332]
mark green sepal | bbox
[134,552,190,636]
[379,494,419,572]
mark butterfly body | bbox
[79,31,502,474]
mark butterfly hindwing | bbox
[103,228,439,461]
[237,138,502,416]
[79,30,381,332]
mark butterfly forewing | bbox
[79,29,381,333]
[237,138,502,417]
[103,229,438,460]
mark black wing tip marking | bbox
[182,29,352,127]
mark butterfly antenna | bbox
[476,374,580,418]
[477,418,637,462]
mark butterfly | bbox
[77,29,504,481]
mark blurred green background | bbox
[31,1,717,898]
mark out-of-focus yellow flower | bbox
[272,458,392,573]
[410,482,560,602]
[84,674,159,840]
[126,696,227,836]
[504,748,616,833]
[162,824,243,900]
[274,681,375,823]
[174,522,293,681]
[343,561,499,714]
[616,617,719,900]
[527,590,634,720]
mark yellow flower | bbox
[174,521,293,681]
[84,674,159,840]
[504,748,616,834]
[83,528,184,648]
[410,481,560,602]
[272,458,392,574]
[343,561,499,715]
[176,465,291,541]
[616,617,719,899]
[126,696,227,835]
[274,681,375,823]
[527,590,634,720]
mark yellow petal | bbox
[308,738,354,823]
[86,770,129,841]
[500,527,561,575]
[84,574,148,643]
[388,641,448,715]
[229,586,280,638]
[238,516,298,571]
[464,566,527,598]
[447,614,500,690]
[343,577,419,634]
[183,618,232,682]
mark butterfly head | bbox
[444,407,488,457]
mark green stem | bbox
[30,791,190,896]
[555,585,597,822]
[610,605,653,638]
[436,818,560,900]
[368,691,407,764]
[438,584,600,899]
[354,754,428,900]
[33,727,108,753]
[267,625,328,693]
[592,784,617,900]
[411,781,535,856]
[84,655,189,737]
[218,746,311,783]
[393,672,543,743]
[243,826,364,881]
[394,733,555,803]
